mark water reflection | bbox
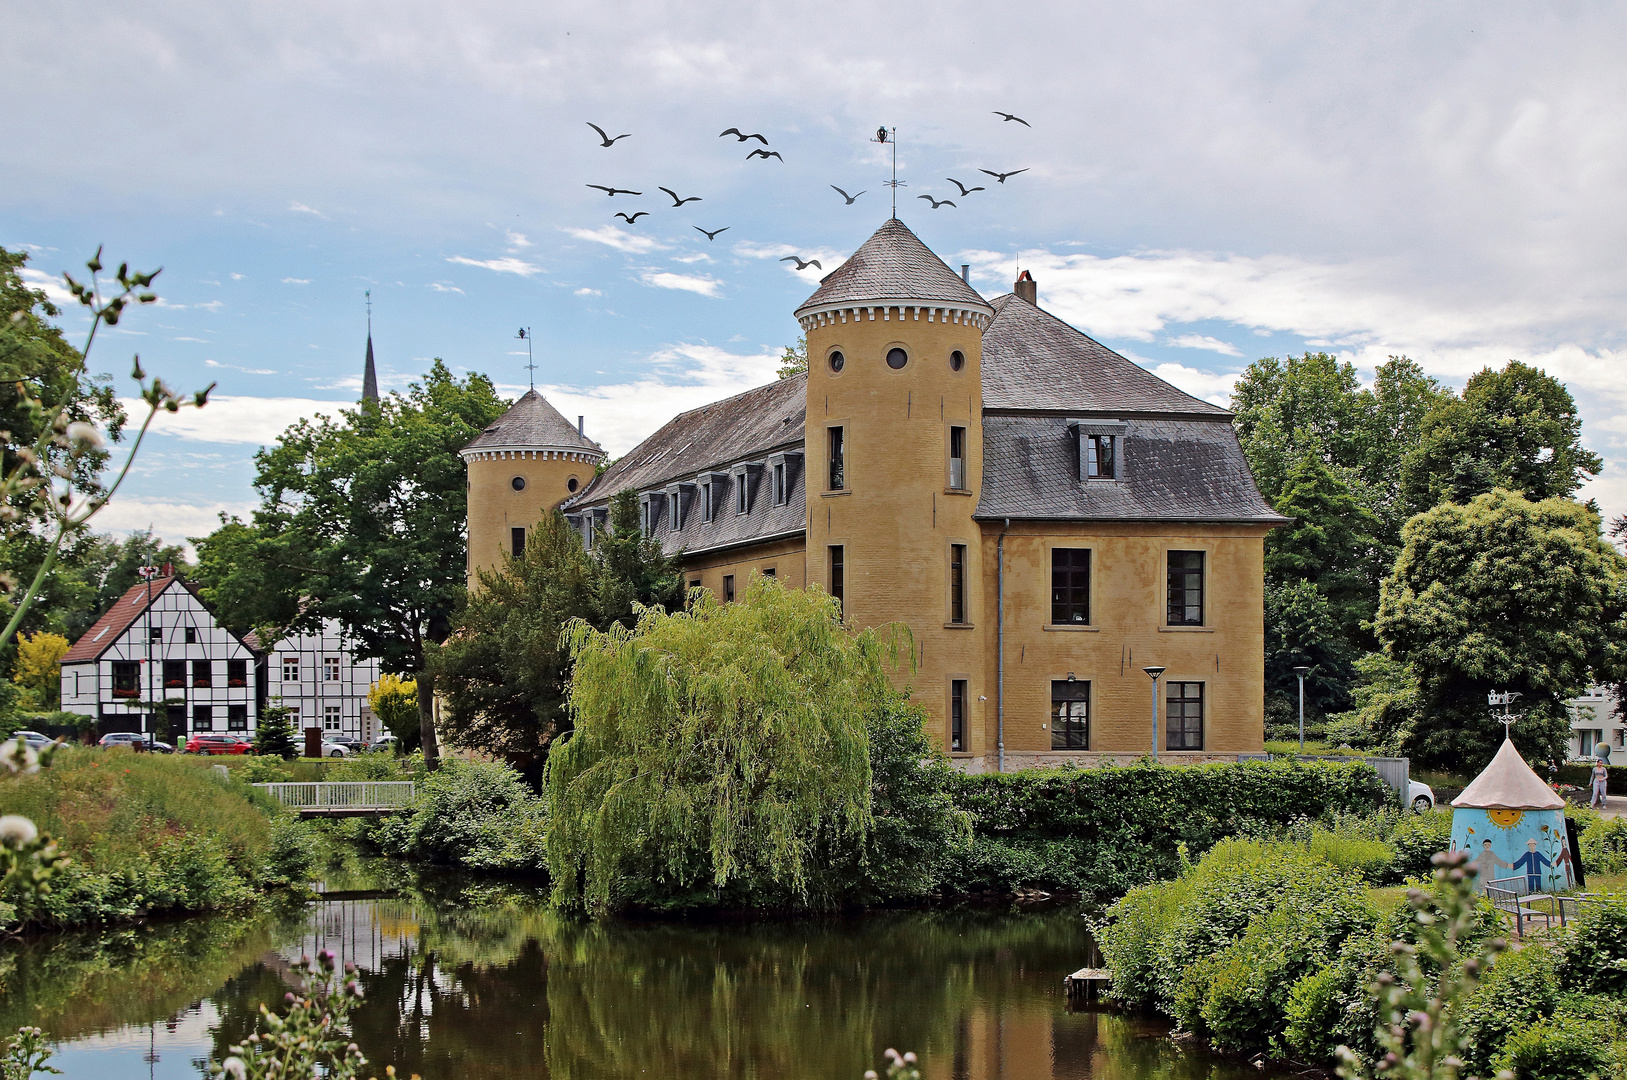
[0,868,1272,1080]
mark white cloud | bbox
[289,202,325,218]
[204,359,278,375]
[89,497,259,548]
[1167,334,1243,357]
[281,277,311,285]
[119,394,348,445]
[733,241,845,279]
[445,255,541,276]
[194,299,224,311]
[429,282,465,294]
[638,270,721,297]
[171,336,209,343]
[229,273,244,281]
[561,226,664,254]
[574,287,601,296]
[17,267,74,306]
[506,231,530,248]
[1146,362,1241,406]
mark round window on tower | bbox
[828,350,845,374]
[887,347,909,370]
[950,349,966,372]
[567,476,579,493]
[511,476,527,492]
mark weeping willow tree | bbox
[546,576,909,913]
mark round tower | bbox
[460,390,605,585]
[795,219,995,757]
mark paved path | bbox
[1592,794,1627,819]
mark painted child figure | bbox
[1470,839,1512,888]
[1510,837,1552,893]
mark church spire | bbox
[362,290,379,402]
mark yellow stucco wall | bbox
[465,450,598,586]
[682,536,808,597]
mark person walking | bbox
[1590,757,1610,809]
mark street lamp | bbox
[1143,666,1165,761]
[1293,665,1312,753]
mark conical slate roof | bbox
[462,390,604,455]
[362,333,379,402]
[1451,738,1566,810]
[795,218,991,315]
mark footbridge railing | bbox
[255,781,416,816]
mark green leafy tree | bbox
[776,335,808,380]
[1399,360,1602,517]
[1375,489,1627,767]
[253,703,298,759]
[588,489,685,628]
[192,516,288,640]
[199,362,506,768]
[1264,580,1356,733]
[546,577,909,914]
[367,674,420,749]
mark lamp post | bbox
[1293,665,1312,753]
[1143,666,1165,761]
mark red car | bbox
[184,733,255,755]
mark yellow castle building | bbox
[462,219,1285,770]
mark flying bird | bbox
[586,184,642,196]
[719,128,769,144]
[586,122,631,147]
[780,255,822,271]
[830,185,866,204]
[614,212,649,223]
[978,168,1029,183]
[693,226,730,241]
[658,187,703,207]
[747,149,784,161]
[945,178,985,196]
[992,111,1031,127]
[917,195,957,209]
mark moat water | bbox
[0,863,1274,1080]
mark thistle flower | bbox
[0,739,39,774]
[221,1056,247,1080]
[0,815,40,846]
[65,421,106,450]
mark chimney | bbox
[577,415,585,437]
[1014,270,1037,305]
[961,264,970,284]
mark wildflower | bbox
[65,421,105,450]
[220,1056,247,1080]
[0,815,40,847]
[0,738,40,774]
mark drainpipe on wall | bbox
[997,518,1009,773]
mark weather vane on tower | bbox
[516,327,537,391]
[872,126,903,218]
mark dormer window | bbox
[1070,420,1127,484]
[1086,434,1115,480]
[701,480,715,523]
[773,461,787,505]
[735,470,749,514]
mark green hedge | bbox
[943,759,1390,896]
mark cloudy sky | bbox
[6,1,1627,546]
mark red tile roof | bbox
[60,576,181,663]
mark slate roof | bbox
[975,415,1287,523]
[569,375,807,506]
[795,218,991,315]
[1453,739,1567,810]
[462,390,604,455]
[981,294,1229,416]
[62,577,182,663]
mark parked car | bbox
[184,733,255,755]
[369,734,397,753]
[1408,779,1436,813]
[320,740,351,758]
[326,736,367,754]
[11,730,56,750]
[96,732,174,753]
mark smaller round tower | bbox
[460,390,605,585]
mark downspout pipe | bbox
[997,518,1009,773]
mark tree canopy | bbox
[1374,488,1627,767]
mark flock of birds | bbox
[578,111,1034,266]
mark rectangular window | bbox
[950,679,967,753]
[1051,548,1092,625]
[184,626,197,644]
[667,493,680,529]
[282,656,299,682]
[1086,434,1116,479]
[641,498,653,534]
[163,660,187,689]
[149,625,163,642]
[227,659,247,688]
[762,567,776,578]
[1167,551,1205,626]
[323,657,341,681]
[192,659,213,688]
[324,705,341,731]
[511,526,526,558]
[689,578,701,591]
[723,575,735,603]
[1166,682,1204,750]
[288,704,302,726]
[828,427,845,491]
[227,705,248,732]
[829,545,844,615]
[702,482,714,523]
[111,661,140,698]
[192,704,213,732]
[949,426,967,490]
[736,474,748,515]
[1051,680,1090,750]
[773,462,787,506]
[949,544,967,624]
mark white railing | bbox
[255,781,416,812]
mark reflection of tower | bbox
[460,392,606,585]
[798,218,994,752]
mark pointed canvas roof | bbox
[1452,738,1566,810]
[795,218,992,315]
[461,389,604,456]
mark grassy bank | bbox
[0,748,313,931]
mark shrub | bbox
[373,758,546,872]
[1577,811,1627,875]
[1390,808,1454,880]
[1456,941,1561,1075]
[1096,875,1190,1006]
[252,704,298,759]
[1283,931,1391,1063]
[1555,893,1627,996]
[1493,1013,1615,1080]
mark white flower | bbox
[0,739,39,774]
[221,1056,247,1080]
[65,421,106,449]
[0,816,39,846]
